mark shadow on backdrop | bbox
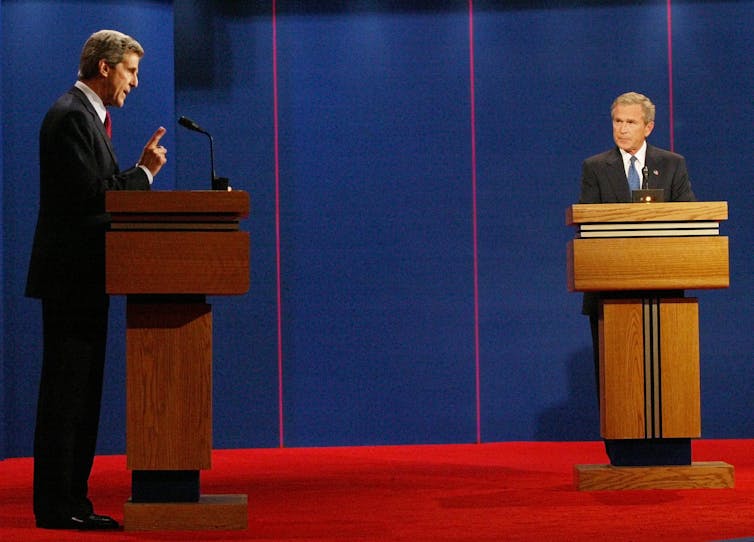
[535,347,600,441]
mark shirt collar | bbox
[74,80,107,124]
[619,141,648,167]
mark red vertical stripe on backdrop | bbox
[468,0,482,444]
[272,0,285,448]
[666,0,675,152]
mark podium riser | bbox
[574,462,734,491]
[124,495,248,531]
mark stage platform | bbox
[1,440,753,541]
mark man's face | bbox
[612,103,654,154]
[101,52,140,108]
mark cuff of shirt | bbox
[138,164,154,185]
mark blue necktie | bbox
[627,155,640,191]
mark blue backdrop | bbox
[1,1,752,459]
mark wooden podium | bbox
[566,202,734,490]
[106,190,250,530]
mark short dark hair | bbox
[611,92,656,124]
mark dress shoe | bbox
[36,513,120,530]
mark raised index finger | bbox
[146,126,167,148]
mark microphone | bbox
[178,115,208,135]
[641,166,649,190]
[178,116,227,189]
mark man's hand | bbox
[138,127,167,176]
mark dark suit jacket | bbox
[579,144,696,205]
[578,144,696,314]
[26,86,150,300]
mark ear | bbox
[644,120,655,138]
[98,59,110,78]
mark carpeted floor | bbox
[1,440,753,541]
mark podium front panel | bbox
[659,299,701,438]
[568,236,729,292]
[600,300,645,439]
[106,231,250,295]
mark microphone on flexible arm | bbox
[178,116,229,190]
[642,166,649,190]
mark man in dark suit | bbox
[579,92,696,466]
[26,29,167,530]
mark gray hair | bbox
[611,92,656,124]
[78,29,144,80]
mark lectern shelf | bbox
[105,190,250,531]
[566,201,733,491]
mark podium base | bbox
[124,494,248,531]
[574,461,734,491]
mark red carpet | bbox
[1,440,754,541]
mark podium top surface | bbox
[106,190,250,218]
[566,201,727,225]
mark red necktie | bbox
[104,110,112,139]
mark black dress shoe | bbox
[37,513,120,530]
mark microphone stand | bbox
[178,116,228,190]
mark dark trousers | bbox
[33,296,109,521]
[589,314,691,466]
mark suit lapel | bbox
[606,148,631,202]
[69,87,118,166]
